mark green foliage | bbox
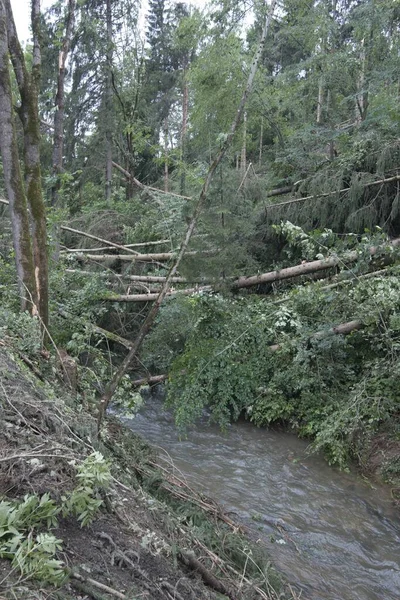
[144,228,400,468]
[0,453,111,585]
[62,451,111,526]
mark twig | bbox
[70,572,127,600]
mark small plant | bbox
[62,451,111,526]
[0,452,111,584]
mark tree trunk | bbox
[51,0,76,207]
[105,0,113,202]
[4,0,48,329]
[164,117,169,193]
[96,0,278,431]
[0,0,37,312]
[180,61,189,196]
[232,238,400,289]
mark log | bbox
[65,269,189,284]
[131,374,168,386]
[91,325,133,350]
[73,251,207,262]
[104,285,212,302]
[232,238,400,289]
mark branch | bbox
[60,225,139,254]
[266,174,400,210]
[112,161,192,200]
[96,0,278,432]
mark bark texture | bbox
[0,0,37,311]
[5,0,49,329]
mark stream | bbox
[123,395,400,600]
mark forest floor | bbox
[0,347,296,600]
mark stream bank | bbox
[0,347,293,600]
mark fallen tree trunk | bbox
[131,374,168,386]
[232,238,400,289]
[104,285,212,302]
[73,251,207,262]
[65,269,189,284]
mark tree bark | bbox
[180,60,189,196]
[5,0,49,329]
[0,0,37,312]
[105,0,113,201]
[96,0,278,432]
[51,0,76,207]
[232,238,400,289]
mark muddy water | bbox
[124,397,400,600]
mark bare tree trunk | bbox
[5,0,49,329]
[51,0,76,207]
[241,111,247,171]
[259,117,263,167]
[105,0,113,202]
[317,77,323,124]
[180,61,189,196]
[0,0,37,312]
[97,0,278,432]
[164,117,169,193]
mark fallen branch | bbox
[112,161,192,200]
[91,325,133,350]
[60,225,139,255]
[179,550,236,600]
[61,239,170,252]
[70,572,127,600]
[131,374,168,386]
[266,174,400,210]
